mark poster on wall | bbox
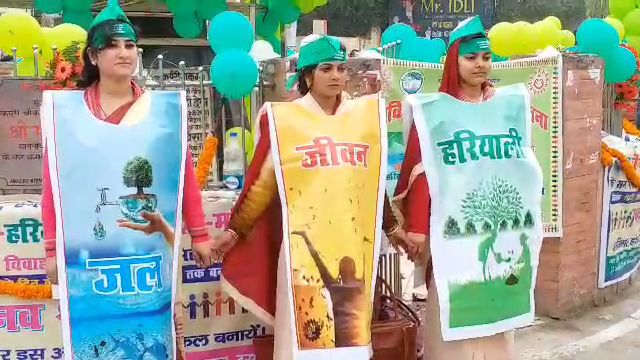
[599,161,640,288]
[180,195,271,360]
[0,196,63,360]
[0,79,47,191]
[388,0,495,41]
[382,55,563,237]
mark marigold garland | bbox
[601,142,640,189]
[195,135,218,190]
[0,281,52,300]
[623,118,640,137]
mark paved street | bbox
[517,282,640,359]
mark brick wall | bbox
[535,54,605,319]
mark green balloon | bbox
[382,23,417,47]
[173,13,203,39]
[610,0,636,20]
[604,46,637,83]
[210,50,259,100]
[63,10,93,30]
[624,9,640,37]
[63,0,93,12]
[270,2,300,24]
[196,0,227,21]
[399,37,444,63]
[257,11,279,38]
[168,0,198,15]
[263,35,282,55]
[208,11,255,53]
[36,0,63,14]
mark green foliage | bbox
[123,156,153,193]
[512,215,521,230]
[464,220,477,235]
[61,41,82,65]
[298,0,389,37]
[444,216,461,237]
[482,221,492,233]
[461,177,524,232]
[524,210,535,228]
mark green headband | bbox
[448,16,486,48]
[459,36,491,55]
[286,36,347,91]
[89,0,137,49]
[91,21,137,49]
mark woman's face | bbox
[458,51,492,87]
[91,38,138,80]
[307,62,348,98]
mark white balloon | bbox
[358,49,385,59]
[249,40,280,62]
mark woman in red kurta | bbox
[209,35,411,360]
[41,11,210,359]
[395,19,515,360]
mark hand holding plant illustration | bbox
[117,211,176,247]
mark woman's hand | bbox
[192,240,215,268]
[117,211,175,246]
[211,230,239,262]
[406,232,427,262]
[45,257,58,285]
[387,228,410,255]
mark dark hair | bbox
[76,20,139,88]
[296,66,317,96]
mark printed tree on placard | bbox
[524,210,535,228]
[461,177,524,281]
[444,216,461,237]
[512,215,521,229]
[123,157,153,195]
[120,156,156,223]
[482,221,493,233]
[464,220,477,235]
[499,219,509,230]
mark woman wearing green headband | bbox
[41,2,209,359]
[396,16,516,360]
[211,35,411,359]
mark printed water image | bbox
[71,316,172,360]
[65,245,175,359]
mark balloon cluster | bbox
[576,18,637,83]
[35,0,94,30]
[209,12,258,100]
[488,16,575,57]
[0,11,87,76]
[609,0,640,50]
[159,0,227,39]
[381,23,445,63]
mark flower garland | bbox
[0,281,52,300]
[623,118,640,137]
[614,44,640,119]
[601,142,640,188]
[45,42,84,89]
[195,135,218,189]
